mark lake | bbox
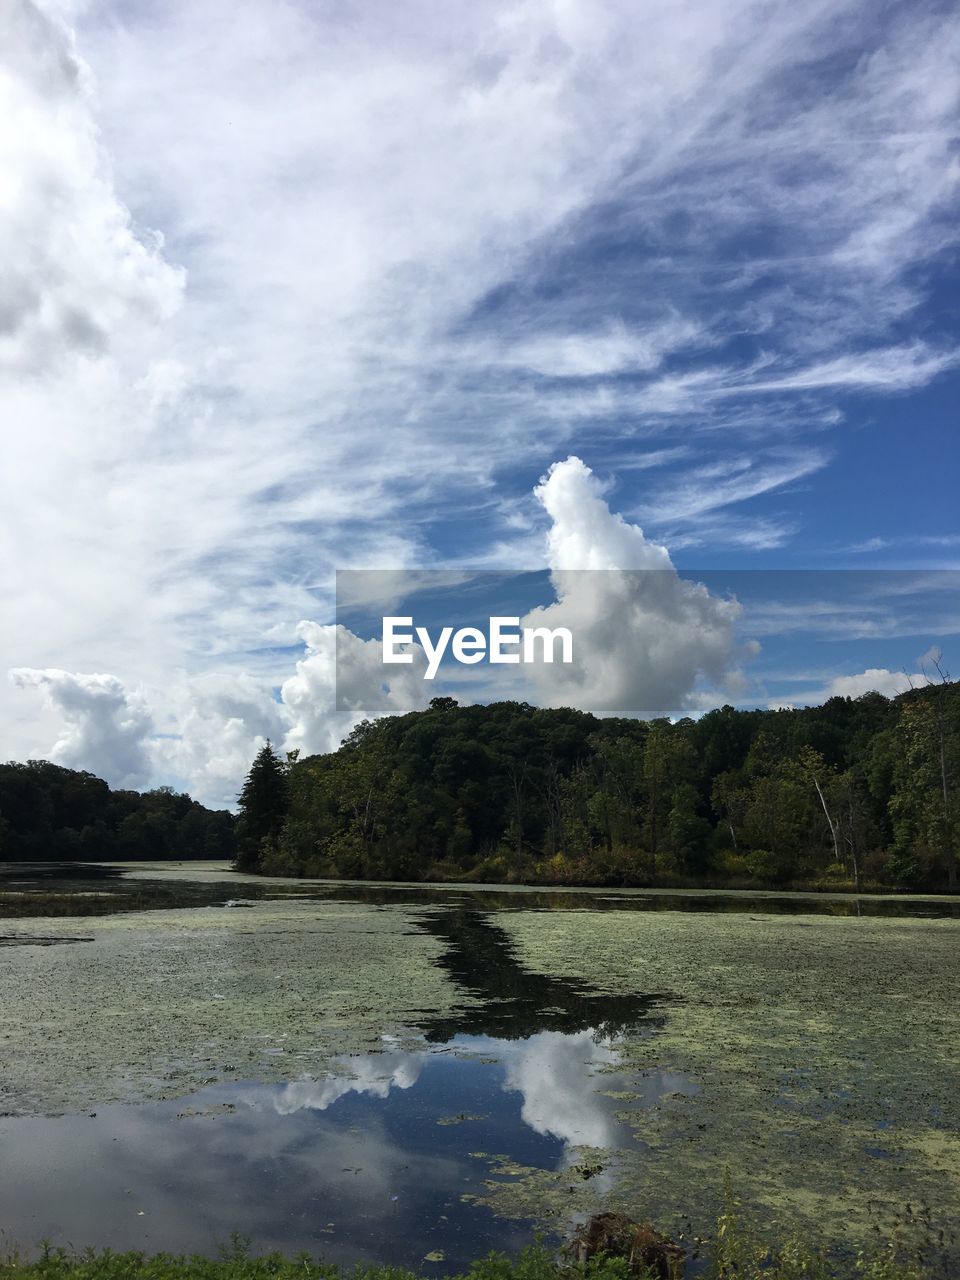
[1,862,959,1271]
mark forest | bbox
[3,678,956,890]
[0,760,235,862]
[238,680,959,892]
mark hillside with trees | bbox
[0,760,236,862]
[242,682,959,892]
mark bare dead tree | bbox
[505,760,528,862]
[799,748,842,870]
[840,772,862,894]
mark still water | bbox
[1,863,958,1269]
[0,1038,690,1268]
[0,864,678,1268]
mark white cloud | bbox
[535,456,671,573]
[5,621,434,806]
[826,669,920,700]
[496,1029,692,1168]
[2,0,959,798]
[490,316,705,378]
[771,666,930,708]
[152,672,291,809]
[280,621,432,757]
[733,344,960,394]
[520,457,743,716]
[839,534,960,556]
[8,667,153,788]
[262,1029,685,1172]
[635,448,828,526]
[0,1,182,380]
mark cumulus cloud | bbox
[8,663,292,807]
[5,622,434,805]
[2,458,750,791]
[281,621,431,757]
[826,669,920,700]
[279,461,751,731]
[520,458,744,716]
[535,456,673,573]
[770,666,929,709]
[152,672,292,809]
[260,1030,687,1174]
[9,667,153,787]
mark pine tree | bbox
[234,741,289,872]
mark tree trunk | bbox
[846,788,861,894]
[810,769,840,865]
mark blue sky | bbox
[1,0,958,803]
[334,568,960,718]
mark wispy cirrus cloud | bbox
[837,535,960,556]
[635,449,830,525]
[2,0,959,798]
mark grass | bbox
[0,1207,949,1280]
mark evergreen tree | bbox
[235,741,289,872]
[242,681,958,891]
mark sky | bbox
[1,0,958,807]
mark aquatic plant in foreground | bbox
[0,1205,948,1280]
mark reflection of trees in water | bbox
[300,881,960,920]
[6,868,958,920]
[409,907,666,1042]
[0,863,267,918]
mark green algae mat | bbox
[0,864,957,1270]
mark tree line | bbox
[237,679,959,891]
[0,759,235,862]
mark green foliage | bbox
[0,760,235,863]
[259,682,960,890]
[889,689,960,890]
[706,1191,929,1280]
[0,1215,939,1280]
[234,742,290,872]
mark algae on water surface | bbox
[0,898,479,1115]
[478,907,960,1248]
[2,869,959,1264]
